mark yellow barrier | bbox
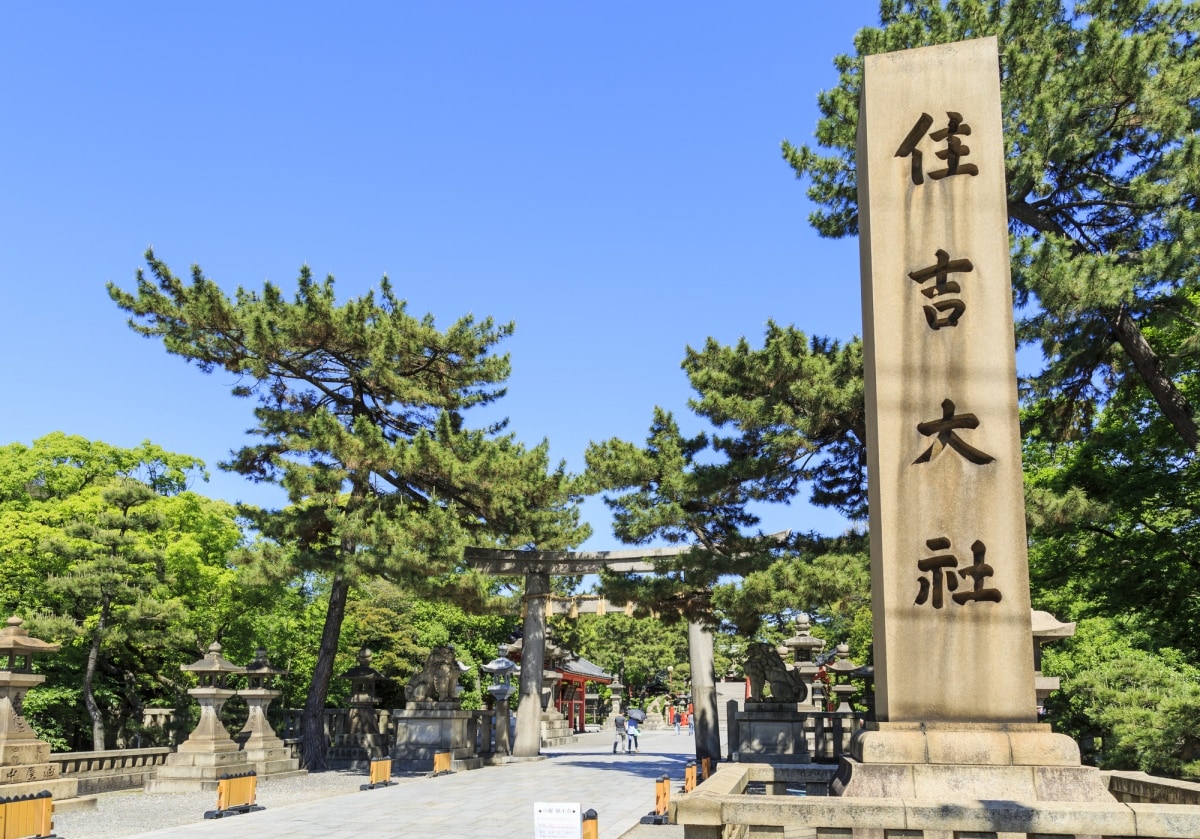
[431,751,452,776]
[360,757,394,791]
[655,773,671,816]
[701,757,712,780]
[204,770,265,819]
[683,761,697,792]
[581,807,598,839]
[0,790,54,839]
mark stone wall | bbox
[672,763,1200,839]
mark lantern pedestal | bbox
[236,648,305,779]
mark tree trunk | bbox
[84,598,109,751]
[1111,305,1199,449]
[298,573,351,771]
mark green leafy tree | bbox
[109,252,589,768]
[0,434,263,749]
[785,0,1200,448]
[342,579,518,710]
[557,613,689,700]
[1025,386,1200,656]
[42,479,176,750]
[1042,618,1200,779]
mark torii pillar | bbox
[465,545,722,765]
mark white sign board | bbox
[533,802,582,839]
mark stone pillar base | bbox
[244,746,305,779]
[734,702,811,763]
[0,776,82,802]
[832,722,1113,802]
[144,749,250,792]
[390,704,476,771]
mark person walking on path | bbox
[673,706,681,735]
[613,711,627,754]
[626,717,640,753]
[686,710,694,735]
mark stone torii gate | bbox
[463,545,723,764]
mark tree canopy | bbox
[109,252,589,767]
[583,324,870,637]
[785,0,1200,448]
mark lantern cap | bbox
[181,641,245,674]
[0,616,60,656]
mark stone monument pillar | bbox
[0,617,85,803]
[236,647,305,779]
[838,35,1111,801]
[146,641,248,791]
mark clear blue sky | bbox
[2,3,881,549]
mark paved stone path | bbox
[70,729,700,839]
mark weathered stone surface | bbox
[831,760,915,798]
[1128,803,1200,838]
[924,729,1012,765]
[904,799,1135,836]
[1107,771,1200,806]
[857,34,1035,725]
[851,729,928,764]
[912,764,1036,799]
[1008,729,1081,766]
[1033,765,1119,803]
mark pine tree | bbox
[583,322,871,627]
[784,0,1200,446]
[109,252,589,768]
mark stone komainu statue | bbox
[404,645,466,703]
[744,641,807,703]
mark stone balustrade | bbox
[50,747,172,795]
[672,763,1200,839]
[1106,771,1200,806]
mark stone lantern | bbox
[0,616,81,802]
[179,642,245,753]
[236,647,304,778]
[328,646,388,768]
[783,614,826,709]
[826,643,861,713]
[146,641,248,791]
[481,645,517,756]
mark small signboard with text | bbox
[533,802,582,839]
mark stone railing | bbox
[671,763,1200,839]
[1105,771,1200,806]
[276,707,510,758]
[51,747,172,795]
